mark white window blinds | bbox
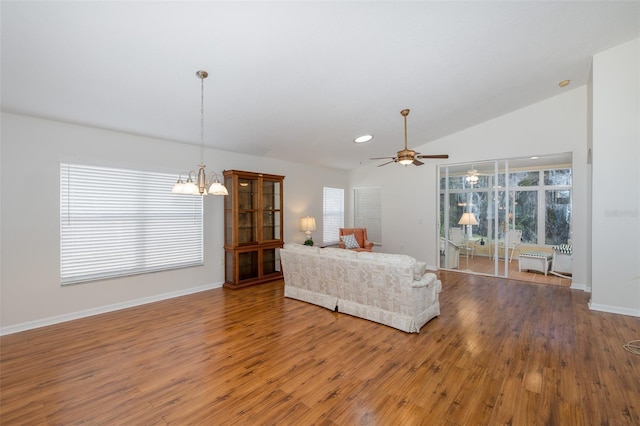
[323,187,344,245]
[354,186,382,245]
[60,163,203,285]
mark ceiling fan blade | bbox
[415,154,449,159]
[377,160,396,167]
[369,156,395,160]
[412,159,424,166]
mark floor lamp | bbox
[458,212,478,269]
[458,212,478,239]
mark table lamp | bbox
[300,216,316,246]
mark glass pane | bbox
[224,176,233,210]
[238,178,257,210]
[225,251,233,283]
[469,191,488,240]
[545,190,571,244]
[544,169,572,186]
[439,193,445,237]
[496,189,508,240]
[446,176,466,190]
[448,193,466,230]
[225,210,233,244]
[262,211,280,241]
[238,211,257,244]
[471,175,491,189]
[509,171,539,187]
[262,180,280,210]
[514,191,538,243]
[238,251,258,281]
[263,248,278,275]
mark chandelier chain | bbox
[200,72,205,165]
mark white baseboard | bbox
[570,282,589,292]
[588,302,640,317]
[0,282,224,336]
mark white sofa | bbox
[280,243,442,333]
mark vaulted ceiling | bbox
[2,1,638,170]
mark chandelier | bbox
[172,70,228,196]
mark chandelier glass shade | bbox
[172,70,228,196]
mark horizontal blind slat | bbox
[60,163,204,285]
[323,187,344,245]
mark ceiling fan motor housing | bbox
[397,149,415,164]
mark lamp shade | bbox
[300,216,316,232]
[458,212,479,226]
[208,181,229,195]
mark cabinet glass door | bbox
[238,177,258,244]
[261,179,281,242]
[262,248,280,276]
[238,250,259,281]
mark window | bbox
[60,163,203,285]
[323,187,344,245]
[513,190,538,243]
[440,163,572,247]
[354,186,382,245]
[545,189,571,244]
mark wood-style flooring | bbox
[1,273,639,425]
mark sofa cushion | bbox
[356,251,413,266]
[341,234,360,249]
[321,247,359,258]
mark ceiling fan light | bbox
[397,150,414,165]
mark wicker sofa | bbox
[280,243,441,333]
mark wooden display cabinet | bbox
[223,170,284,289]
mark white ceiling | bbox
[2,1,638,170]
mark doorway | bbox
[438,154,572,281]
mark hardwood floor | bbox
[2,273,639,425]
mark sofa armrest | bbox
[338,241,346,249]
[363,240,374,249]
[409,273,440,289]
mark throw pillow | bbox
[341,234,360,249]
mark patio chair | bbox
[498,229,523,262]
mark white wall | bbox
[349,87,589,289]
[590,38,640,316]
[0,113,347,332]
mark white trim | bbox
[0,282,223,336]
[570,282,588,291]
[588,302,640,318]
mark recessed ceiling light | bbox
[354,134,374,143]
[530,156,539,160]
[559,80,570,88]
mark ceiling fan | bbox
[370,109,449,167]
[466,167,480,185]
